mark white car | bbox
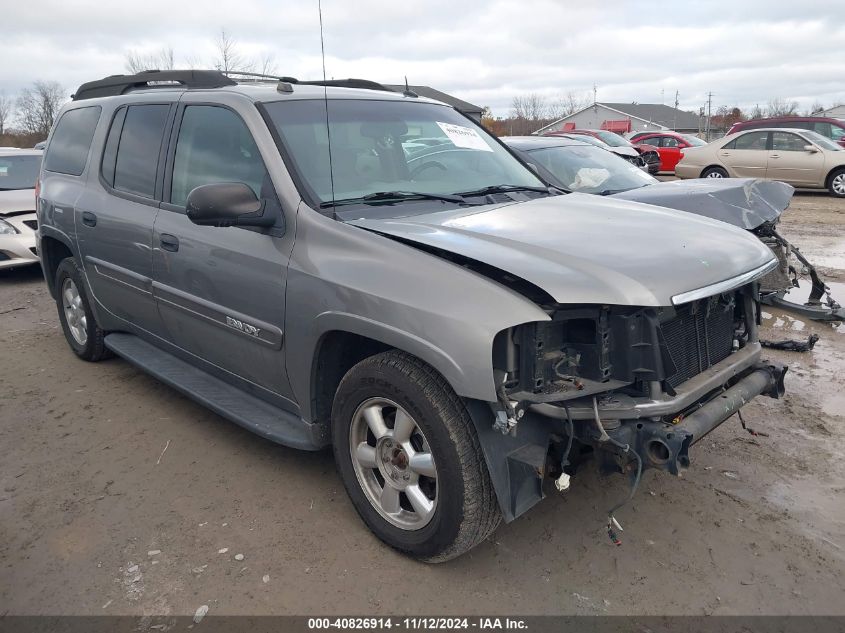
[0,149,42,270]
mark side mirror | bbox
[186,182,275,228]
[804,144,819,153]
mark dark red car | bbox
[628,131,708,172]
[546,129,661,174]
[727,116,845,149]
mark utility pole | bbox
[705,91,714,141]
[673,90,679,131]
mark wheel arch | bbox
[39,232,75,299]
[700,164,728,178]
[308,315,470,429]
[825,165,845,190]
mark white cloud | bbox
[1,0,843,116]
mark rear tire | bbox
[828,168,845,198]
[701,166,728,178]
[54,258,111,362]
[331,350,500,562]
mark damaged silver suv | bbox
[37,70,786,561]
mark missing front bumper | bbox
[606,361,787,475]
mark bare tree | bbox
[510,93,548,121]
[765,97,799,117]
[124,47,175,73]
[257,52,278,77]
[16,81,66,136]
[213,29,253,73]
[548,90,591,120]
[0,91,12,135]
[808,100,825,115]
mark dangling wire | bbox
[604,436,643,546]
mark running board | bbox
[104,333,328,450]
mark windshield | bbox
[592,130,631,147]
[264,99,545,213]
[681,134,707,146]
[0,154,42,190]
[527,144,657,194]
[803,130,842,151]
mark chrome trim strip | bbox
[671,258,778,306]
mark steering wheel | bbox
[410,160,447,180]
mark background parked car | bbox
[540,132,647,170]
[675,128,845,197]
[627,131,708,172]
[503,135,844,321]
[727,116,845,148]
[544,128,661,174]
[0,149,43,270]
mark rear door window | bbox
[727,131,769,150]
[43,106,102,176]
[110,105,170,198]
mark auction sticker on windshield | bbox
[436,122,493,152]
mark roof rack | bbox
[298,78,394,93]
[72,70,237,101]
[221,70,299,83]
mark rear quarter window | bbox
[43,106,102,176]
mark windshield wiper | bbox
[320,190,468,208]
[454,184,554,198]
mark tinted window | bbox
[111,105,170,198]
[0,154,42,190]
[812,122,832,137]
[170,106,267,207]
[100,107,127,188]
[772,132,807,151]
[726,131,768,150]
[43,106,101,176]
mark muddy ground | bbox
[1,193,843,619]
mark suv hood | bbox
[611,178,794,230]
[348,193,776,307]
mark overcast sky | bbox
[3,0,844,117]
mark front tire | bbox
[702,166,728,178]
[54,258,111,361]
[828,168,845,198]
[331,350,500,562]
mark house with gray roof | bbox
[534,102,703,135]
[384,84,484,122]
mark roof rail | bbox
[72,70,237,101]
[298,78,394,93]
[221,70,299,83]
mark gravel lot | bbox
[1,192,843,618]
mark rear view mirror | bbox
[186,182,275,228]
[804,144,819,153]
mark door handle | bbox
[769,154,780,158]
[720,152,730,156]
[159,234,180,252]
[81,211,97,227]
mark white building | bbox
[535,102,703,135]
[815,105,845,118]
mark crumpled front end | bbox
[478,281,787,523]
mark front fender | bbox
[284,207,550,420]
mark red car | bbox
[547,129,661,174]
[628,131,708,172]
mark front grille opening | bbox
[661,297,736,388]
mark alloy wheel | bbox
[349,398,438,530]
[62,278,88,346]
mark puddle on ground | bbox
[780,278,845,306]
[767,477,845,557]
